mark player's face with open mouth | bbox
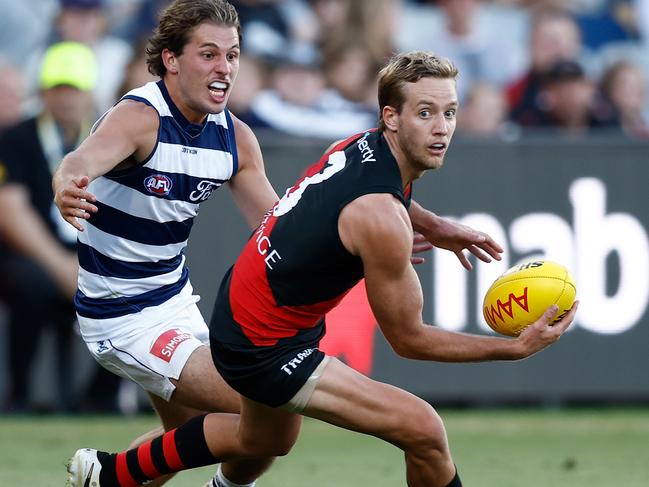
[171,22,240,122]
[397,77,458,173]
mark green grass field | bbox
[1,408,647,486]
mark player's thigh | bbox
[304,357,448,450]
[148,391,206,431]
[170,345,240,413]
[237,395,303,457]
[88,303,238,413]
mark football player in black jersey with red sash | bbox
[71,51,578,487]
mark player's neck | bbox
[161,77,208,126]
[382,130,423,188]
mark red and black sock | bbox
[98,414,216,486]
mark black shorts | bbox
[210,335,325,408]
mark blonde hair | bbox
[377,51,458,131]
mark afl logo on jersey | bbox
[144,174,173,196]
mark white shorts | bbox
[85,302,209,401]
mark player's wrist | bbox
[508,337,532,360]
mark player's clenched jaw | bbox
[162,22,240,123]
[391,77,458,177]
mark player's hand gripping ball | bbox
[482,260,576,337]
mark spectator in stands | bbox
[247,53,375,139]
[571,0,640,50]
[344,0,397,63]
[226,54,270,126]
[232,0,292,60]
[322,37,380,111]
[110,0,172,44]
[525,59,617,135]
[114,37,158,99]
[307,0,352,51]
[456,83,512,139]
[306,0,396,64]
[507,9,583,126]
[0,61,27,134]
[635,0,649,42]
[24,0,133,112]
[57,0,134,110]
[205,0,320,70]
[601,60,649,138]
[0,42,117,413]
[398,0,526,101]
[0,1,58,67]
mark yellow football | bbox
[482,260,576,337]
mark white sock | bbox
[214,465,256,487]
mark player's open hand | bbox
[54,176,98,232]
[515,301,579,358]
[420,217,504,270]
[410,232,434,264]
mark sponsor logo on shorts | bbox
[280,348,315,375]
[144,174,173,196]
[150,328,192,362]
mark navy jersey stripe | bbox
[121,95,155,108]
[77,242,183,279]
[104,166,226,202]
[88,201,194,245]
[74,268,190,319]
[158,116,232,150]
[224,109,239,175]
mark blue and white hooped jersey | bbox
[75,80,238,325]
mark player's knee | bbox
[399,403,450,458]
[239,432,297,457]
[268,439,295,457]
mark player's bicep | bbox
[365,257,425,355]
[229,116,278,228]
[66,101,157,179]
[339,195,425,353]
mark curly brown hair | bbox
[146,0,241,77]
[377,51,458,132]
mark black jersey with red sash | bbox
[211,129,412,349]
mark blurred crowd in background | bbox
[0,0,648,415]
[0,0,649,141]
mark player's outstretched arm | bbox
[408,199,504,269]
[53,100,158,231]
[227,115,279,229]
[339,194,577,363]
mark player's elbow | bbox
[388,333,421,359]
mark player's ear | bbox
[382,106,398,132]
[162,48,179,74]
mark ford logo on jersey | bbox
[144,174,173,196]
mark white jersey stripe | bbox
[79,222,187,263]
[145,142,234,180]
[124,84,171,117]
